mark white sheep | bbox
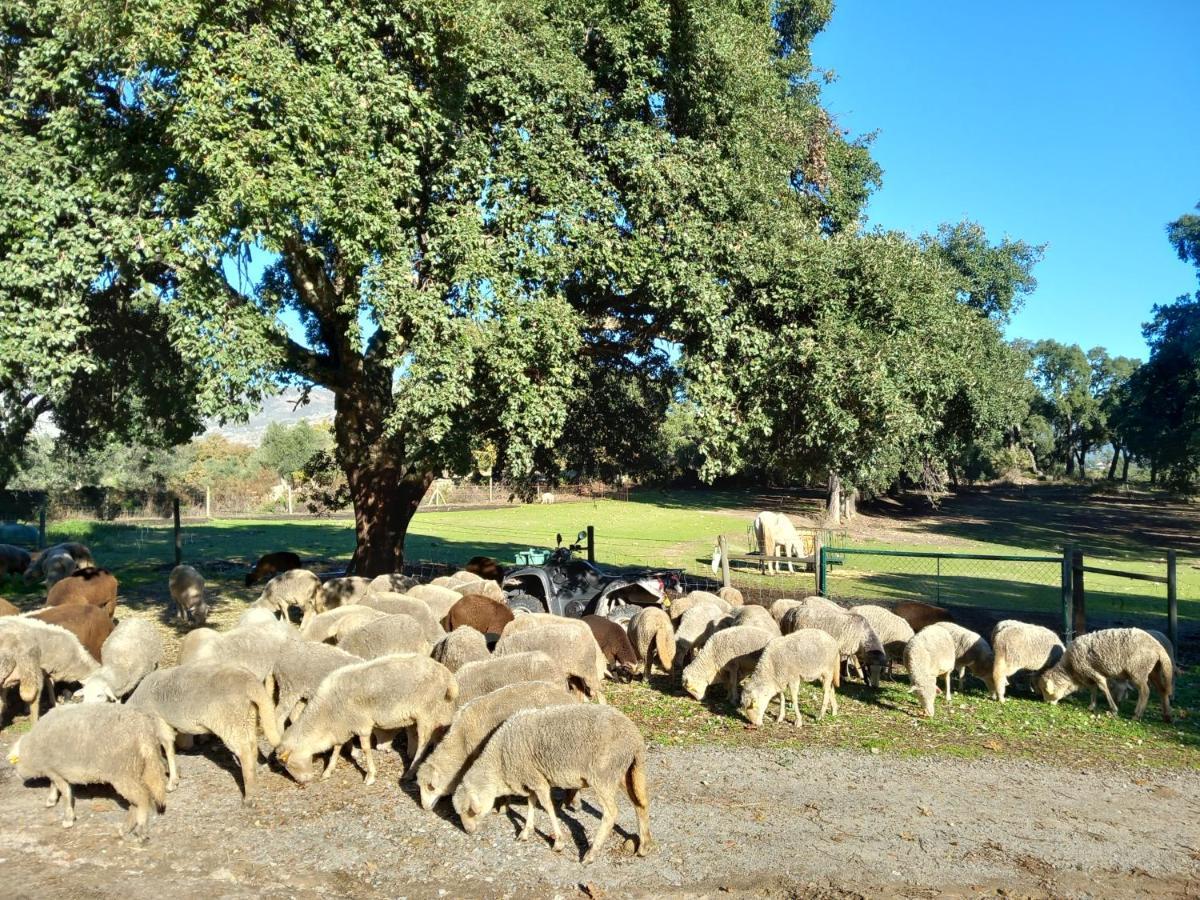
[666,591,729,623]
[358,591,444,642]
[255,569,324,627]
[849,604,914,666]
[127,661,283,803]
[931,622,995,692]
[681,625,775,703]
[178,620,294,684]
[728,604,781,637]
[416,680,580,810]
[494,624,607,702]
[717,586,744,607]
[368,573,419,594]
[404,584,463,621]
[990,620,1064,702]
[432,627,491,672]
[1036,627,1173,721]
[0,627,43,723]
[904,626,957,717]
[455,651,566,704]
[271,639,363,732]
[77,618,163,703]
[455,579,505,605]
[739,630,841,726]
[321,575,373,610]
[275,654,457,784]
[300,605,385,643]
[452,704,651,864]
[627,607,675,679]
[337,614,431,659]
[769,598,803,624]
[7,704,170,841]
[0,617,99,721]
[779,605,886,687]
[168,564,210,626]
[672,603,730,673]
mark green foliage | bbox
[255,421,329,484]
[923,220,1045,321]
[1167,204,1200,269]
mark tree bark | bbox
[843,486,858,521]
[1121,452,1130,482]
[1107,444,1121,481]
[826,472,842,526]
[345,463,432,575]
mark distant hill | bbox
[205,387,335,446]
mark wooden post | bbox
[173,497,182,566]
[205,486,212,519]
[1071,548,1086,639]
[38,502,47,550]
[812,532,822,595]
[586,525,595,564]
[1167,549,1178,653]
[718,535,731,589]
[1061,546,1073,642]
[287,481,294,515]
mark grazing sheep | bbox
[237,606,297,633]
[453,704,650,863]
[627,607,675,680]
[321,575,373,610]
[495,625,606,702]
[256,569,324,626]
[0,597,19,616]
[666,591,729,623]
[338,614,430,659]
[582,615,639,680]
[300,605,385,643]
[1036,628,1173,722]
[368,573,419,594]
[893,599,952,632]
[673,603,730,673]
[717,586,744,607]
[990,620,1064,702]
[24,604,114,662]
[453,579,504,604]
[0,627,43,724]
[769,598,803,624]
[444,594,515,636]
[405,583,464,618]
[358,592,444,642]
[178,621,294,684]
[779,605,886,687]
[0,544,32,578]
[455,652,566,704]
[431,575,463,588]
[275,654,457,784]
[432,627,491,673]
[740,630,841,726]
[931,622,995,692]
[729,604,781,637]
[270,640,362,732]
[499,612,590,639]
[416,680,580,810]
[681,625,775,703]
[465,556,505,584]
[168,565,209,626]
[849,605,914,667]
[245,551,302,587]
[904,626,957,718]
[127,662,282,802]
[798,594,842,612]
[7,704,169,841]
[45,567,118,618]
[77,618,163,703]
[24,543,94,587]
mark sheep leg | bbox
[943,671,952,708]
[582,786,619,864]
[1132,678,1151,721]
[1087,686,1099,711]
[119,783,152,842]
[624,756,652,856]
[532,782,565,852]
[45,782,60,808]
[775,690,786,723]
[828,674,840,717]
[518,791,537,841]
[161,732,179,792]
[358,733,377,786]
[401,724,432,781]
[52,777,75,827]
[562,788,580,811]
[1095,677,1119,715]
[790,682,802,727]
[235,738,258,805]
[322,744,343,779]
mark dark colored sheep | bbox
[893,600,953,633]
[583,615,638,681]
[0,544,32,577]
[46,568,119,618]
[26,604,115,661]
[443,594,514,637]
[464,556,505,585]
[245,551,302,587]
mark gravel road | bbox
[1,737,1197,899]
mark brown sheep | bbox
[582,615,638,681]
[443,594,514,637]
[26,605,115,661]
[0,544,32,578]
[464,556,505,584]
[0,597,19,616]
[46,568,119,618]
[245,551,302,587]
[893,600,953,632]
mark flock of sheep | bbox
[0,540,1179,862]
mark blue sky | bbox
[812,0,1200,360]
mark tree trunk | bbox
[1064,418,1075,476]
[1107,444,1121,481]
[1121,452,1130,483]
[345,463,432,575]
[826,472,842,526]
[843,486,858,521]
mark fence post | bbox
[1071,548,1086,639]
[38,502,47,550]
[173,498,182,567]
[718,535,731,589]
[1061,546,1073,641]
[812,532,822,595]
[205,486,212,519]
[818,544,827,597]
[586,525,595,564]
[1167,549,1178,653]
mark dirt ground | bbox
[2,735,1198,899]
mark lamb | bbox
[7,704,169,841]
[178,621,294,684]
[893,599,952,632]
[990,620,1064,702]
[416,680,579,810]
[358,592,444,641]
[270,639,362,731]
[0,616,100,721]
[444,594,514,636]
[627,607,675,680]
[275,654,458,784]
[300,605,385,643]
[769,598,803,624]
[337,614,430,659]
[728,604,780,637]
[452,704,650,864]
[0,543,32,578]
[24,604,114,661]
[168,564,210,625]
[1036,627,1173,721]
[77,618,163,703]
[245,550,302,586]
[432,627,491,672]
[931,622,995,692]
[127,661,282,802]
[849,604,914,666]
[45,567,118,618]
[673,603,731,673]
[582,615,638,680]
[405,583,464,619]
[779,605,886,687]
[321,575,373,610]
[255,569,324,626]
[495,625,607,702]
[666,591,729,623]
[368,573,419,594]
[454,651,566,704]
[717,586,744,607]
[904,626,957,717]
[681,625,775,703]
[739,630,841,726]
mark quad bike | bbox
[503,531,680,620]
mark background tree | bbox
[922,221,1045,322]
[1167,204,1200,269]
